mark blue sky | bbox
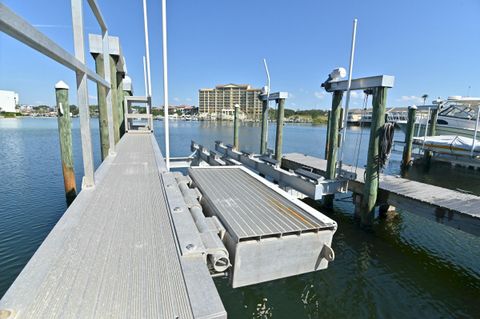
[1,0,479,110]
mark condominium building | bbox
[198,84,263,120]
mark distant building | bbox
[0,90,19,113]
[198,84,262,120]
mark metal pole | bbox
[162,0,170,171]
[102,30,116,156]
[324,91,343,209]
[402,105,417,170]
[55,81,76,204]
[260,98,268,154]
[275,98,285,163]
[233,104,240,150]
[361,86,387,226]
[143,55,148,98]
[71,0,94,188]
[92,53,109,160]
[471,107,480,157]
[338,18,358,171]
[143,0,152,114]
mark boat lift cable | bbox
[353,91,370,176]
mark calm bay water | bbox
[0,117,479,318]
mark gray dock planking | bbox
[0,134,201,318]
[282,153,480,236]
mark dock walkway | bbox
[282,153,480,236]
[0,133,224,318]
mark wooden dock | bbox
[282,153,480,236]
[0,133,226,319]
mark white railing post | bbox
[162,0,170,171]
[71,0,95,188]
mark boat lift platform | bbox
[189,166,336,288]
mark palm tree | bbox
[422,94,429,105]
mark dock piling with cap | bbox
[92,53,110,160]
[55,81,76,205]
[360,87,388,226]
[402,105,417,171]
[324,91,343,209]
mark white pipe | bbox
[143,55,148,97]
[162,0,170,171]
[416,113,423,137]
[471,107,480,157]
[263,58,270,143]
[142,0,152,114]
[338,18,358,173]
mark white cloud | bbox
[397,95,423,104]
[185,97,192,102]
[88,95,97,101]
[314,91,327,100]
[173,97,180,102]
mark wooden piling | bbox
[324,91,343,208]
[260,99,269,154]
[324,110,331,160]
[233,104,240,150]
[275,98,286,163]
[424,107,438,162]
[402,105,417,170]
[55,81,76,205]
[117,71,125,138]
[109,55,120,144]
[360,87,388,226]
[92,53,109,160]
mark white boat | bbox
[413,135,480,157]
[396,96,480,140]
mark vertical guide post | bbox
[402,105,417,170]
[260,98,269,154]
[324,91,343,208]
[338,18,358,172]
[55,81,77,204]
[274,98,285,163]
[143,0,152,114]
[161,0,170,171]
[233,104,240,150]
[361,87,387,226]
[71,0,94,188]
[102,30,116,156]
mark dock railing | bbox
[0,0,119,188]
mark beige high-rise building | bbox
[198,84,262,120]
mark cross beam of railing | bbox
[0,4,109,88]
